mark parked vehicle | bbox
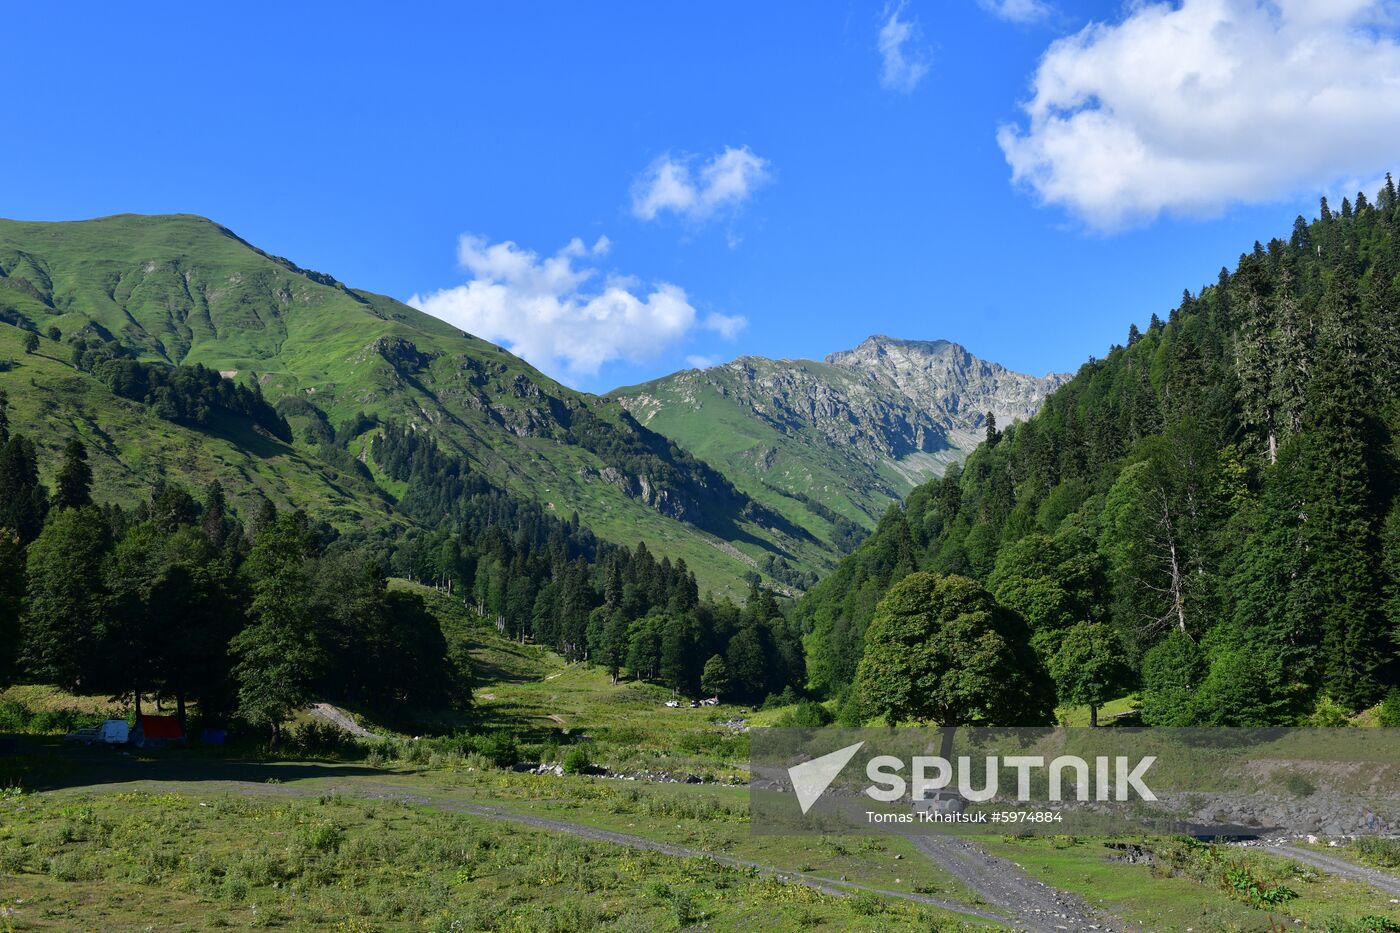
[64,719,130,745]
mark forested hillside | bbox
[0,388,806,739]
[799,182,1400,726]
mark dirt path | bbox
[307,703,382,740]
[1269,845,1400,898]
[908,834,1121,932]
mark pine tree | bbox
[0,394,48,544]
[1233,261,1279,462]
[54,439,93,510]
[0,529,22,686]
[21,507,111,690]
[984,412,1000,448]
[1298,267,1388,709]
[202,480,230,549]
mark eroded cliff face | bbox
[822,336,1068,451]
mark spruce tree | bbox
[1299,267,1388,709]
[21,507,111,690]
[54,439,93,510]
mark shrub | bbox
[283,721,365,758]
[1378,689,1400,727]
[777,700,833,728]
[473,733,519,768]
[1303,695,1354,727]
[561,745,592,775]
[1356,837,1400,869]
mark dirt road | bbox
[1270,845,1400,898]
[909,833,1120,932]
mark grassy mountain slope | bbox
[0,214,826,594]
[612,338,1065,567]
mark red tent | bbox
[133,715,184,747]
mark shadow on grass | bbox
[0,735,409,794]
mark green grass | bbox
[981,834,1400,931]
[1055,693,1140,727]
[0,789,984,931]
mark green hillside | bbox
[0,214,830,594]
[614,360,885,576]
[612,339,1064,587]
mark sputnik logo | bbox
[788,741,865,814]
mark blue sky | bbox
[4,1,1400,392]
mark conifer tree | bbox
[1298,267,1388,709]
[21,506,111,691]
[54,439,93,510]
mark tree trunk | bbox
[134,689,143,720]
[176,689,187,736]
[1089,704,1099,728]
[937,723,956,762]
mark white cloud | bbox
[978,0,1051,24]
[685,354,717,369]
[408,235,742,379]
[998,0,1400,230]
[702,311,747,340]
[631,146,771,223]
[878,2,931,93]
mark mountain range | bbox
[0,214,1059,593]
[612,337,1065,561]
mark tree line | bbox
[799,179,1400,727]
[0,395,463,742]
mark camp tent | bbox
[131,715,184,748]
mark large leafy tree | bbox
[230,512,321,746]
[1048,622,1132,727]
[855,571,1055,728]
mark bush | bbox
[1378,689,1400,727]
[1302,695,1353,727]
[473,733,519,768]
[1356,837,1400,869]
[0,700,91,735]
[282,721,365,758]
[777,700,834,728]
[761,687,800,711]
[561,745,592,775]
